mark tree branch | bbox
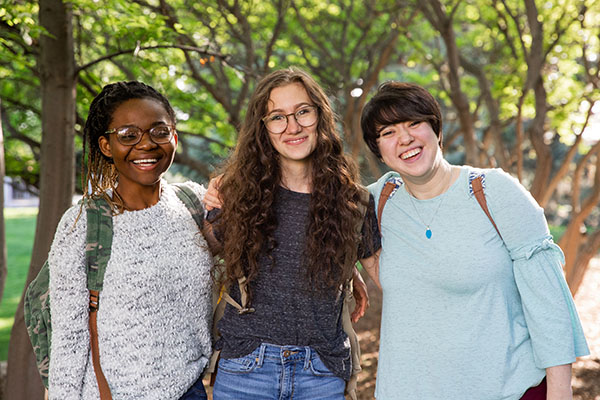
[1,99,41,159]
[177,129,232,149]
[262,0,289,74]
[75,44,230,74]
[572,138,600,213]
[500,0,527,60]
[539,100,594,207]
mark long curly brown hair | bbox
[218,67,367,298]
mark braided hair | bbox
[81,81,175,212]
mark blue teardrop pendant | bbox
[425,228,432,239]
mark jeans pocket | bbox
[218,353,258,374]
[309,353,336,377]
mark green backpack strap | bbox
[173,183,223,255]
[172,183,204,228]
[24,260,52,388]
[84,196,114,400]
[85,197,113,294]
[25,197,112,391]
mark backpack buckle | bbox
[89,291,100,312]
[237,307,255,315]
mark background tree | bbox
[286,0,417,179]
[5,0,76,398]
[408,0,599,293]
[0,100,6,303]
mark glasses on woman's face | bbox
[262,105,318,134]
[105,124,175,146]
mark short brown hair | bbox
[361,82,442,158]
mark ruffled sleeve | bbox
[484,169,589,368]
[512,237,589,367]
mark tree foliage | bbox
[0,0,599,394]
[0,0,597,308]
[405,0,600,294]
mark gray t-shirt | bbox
[214,186,380,380]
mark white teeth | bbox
[132,159,158,164]
[286,138,305,144]
[401,148,421,160]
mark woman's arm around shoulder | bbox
[359,250,381,291]
[172,180,208,207]
[203,175,223,211]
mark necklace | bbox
[406,169,454,239]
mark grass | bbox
[0,207,37,361]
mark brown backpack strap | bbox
[341,280,360,400]
[471,176,502,240]
[206,277,254,386]
[377,181,398,233]
[89,290,113,400]
[220,276,255,315]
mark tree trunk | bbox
[343,32,400,160]
[422,0,478,165]
[568,230,600,295]
[560,152,600,295]
[6,0,76,398]
[0,99,7,303]
[527,80,552,202]
[559,222,600,296]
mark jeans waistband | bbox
[256,343,312,370]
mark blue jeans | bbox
[213,343,345,400]
[179,375,207,400]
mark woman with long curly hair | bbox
[204,67,381,399]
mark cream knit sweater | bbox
[48,182,212,399]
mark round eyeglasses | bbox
[262,105,318,134]
[105,124,176,146]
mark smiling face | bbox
[265,82,318,169]
[376,120,444,183]
[98,98,177,192]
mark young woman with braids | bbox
[203,67,381,399]
[46,81,212,399]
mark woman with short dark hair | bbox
[360,81,589,399]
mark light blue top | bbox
[368,166,589,400]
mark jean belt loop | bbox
[257,343,267,367]
[303,346,311,370]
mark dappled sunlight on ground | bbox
[572,257,600,400]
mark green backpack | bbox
[24,184,205,389]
